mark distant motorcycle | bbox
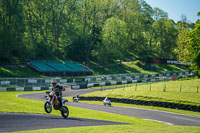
[103,97,111,107]
[73,95,79,103]
[44,89,69,118]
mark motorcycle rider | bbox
[44,80,69,118]
[51,80,65,103]
[73,95,79,102]
[103,97,111,106]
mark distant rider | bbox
[73,95,79,102]
[103,97,111,105]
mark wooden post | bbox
[135,84,137,91]
[163,84,166,92]
[150,83,151,91]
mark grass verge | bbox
[0,91,200,133]
[83,79,200,106]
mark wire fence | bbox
[99,79,200,94]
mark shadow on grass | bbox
[89,62,189,75]
[90,63,140,75]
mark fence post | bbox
[150,83,151,91]
[197,86,199,94]
[135,84,137,91]
[16,78,17,86]
[163,84,166,92]
[180,85,182,92]
[24,78,25,87]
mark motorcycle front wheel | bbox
[61,106,69,118]
[44,101,52,113]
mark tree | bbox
[197,11,200,22]
[197,12,200,17]
[98,17,128,63]
[152,19,177,58]
[0,0,26,61]
[152,7,168,21]
[0,0,183,65]
[176,21,190,62]
[186,22,200,76]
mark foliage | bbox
[152,19,177,58]
[133,60,146,68]
[176,22,190,62]
[176,13,200,76]
[0,0,197,66]
[186,22,200,76]
[98,17,128,63]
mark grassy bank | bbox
[1,91,200,133]
[0,65,44,78]
[89,61,189,75]
[0,62,189,77]
[83,79,200,106]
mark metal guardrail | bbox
[85,71,193,83]
[0,70,194,90]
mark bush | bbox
[134,60,145,67]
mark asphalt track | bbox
[0,112,128,132]
[19,87,200,126]
[3,86,200,132]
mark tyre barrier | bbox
[79,96,200,112]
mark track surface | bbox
[0,113,127,132]
[0,87,129,132]
[19,87,200,127]
[4,86,200,132]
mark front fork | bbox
[48,96,55,107]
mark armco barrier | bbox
[71,71,194,89]
[71,78,151,89]
[0,70,194,90]
[1,87,50,91]
[78,96,200,112]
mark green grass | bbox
[0,61,189,77]
[0,65,86,78]
[1,91,200,133]
[0,65,44,77]
[6,125,200,133]
[89,61,189,75]
[83,79,200,106]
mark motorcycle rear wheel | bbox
[61,106,69,118]
[44,101,52,113]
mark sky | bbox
[145,0,200,23]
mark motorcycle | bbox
[73,95,79,103]
[103,97,111,107]
[44,89,69,118]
